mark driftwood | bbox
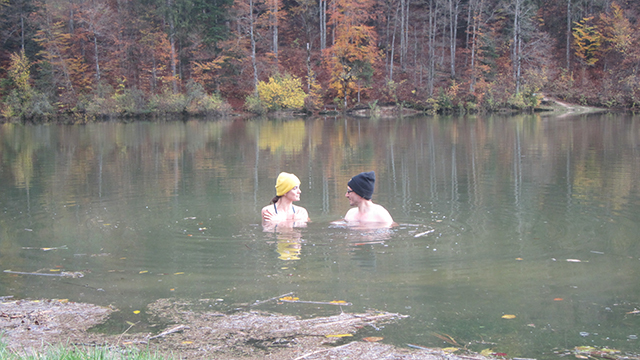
[250,292,295,307]
[148,325,190,340]
[4,270,84,278]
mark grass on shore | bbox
[0,342,170,360]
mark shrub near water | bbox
[256,73,306,111]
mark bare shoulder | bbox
[373,204,394,222]
[261,204,276,220]
[344,208,358,221]
[295,206,310,221]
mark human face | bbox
[285,186,301,201]
[345,186,358,206]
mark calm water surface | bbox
[1,113,639,358]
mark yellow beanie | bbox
[275,172,301,196]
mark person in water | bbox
[261,172,310,227]
[343,171,394,227]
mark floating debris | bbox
[4,270,84,278]
[414,229,435,238]
[21,245,68,251]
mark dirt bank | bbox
[0,297,486,360]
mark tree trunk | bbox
[319,0,326,50]
[272,0,278,66]
[167,0,178,94]
[449,0,459,78]
[512,0,520,93]
[390,2,400,81]
[94,35,100,81]
[250,0,259,92]
[400,0,405,69]
[427,0,438,96]
[566,0,571,70]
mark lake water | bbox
[1,113,639,358]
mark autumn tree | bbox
[323,0,379,108]
[143,0,233,93]
[3,50,52,118]
[598,2,640,105]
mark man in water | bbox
[343,171,394,227]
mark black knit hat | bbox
[348,171,375,200]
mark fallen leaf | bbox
[430,332,461,346]
[279,296,299,301]
[554,298,564,301]
[501,314,516,319]
[174,272,185,275]
[49,269,61,272]
[566,259,582,262]
[330,300,348,304]
[515,258,523,261]
[182,341,193,344]
[480,348,493,356]
[626,309,640,314]
[139,270,148,274]
[126,321,135,326]
[575,355,588,359]
[325,334,353,338]
[57,299,69,303]
[493,353,508,357]
[442,347,459,353]
[133,310,140,314]
[362,337,383,342]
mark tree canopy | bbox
[1,0,639,119]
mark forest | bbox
[0,0,638,120]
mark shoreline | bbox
[0,297,478,360]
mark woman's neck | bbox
[276,197,294,212]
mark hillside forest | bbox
[0,0,639,120]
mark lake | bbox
[0,112,639,358]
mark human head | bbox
[347,171,375,200]
[275,172,301,196]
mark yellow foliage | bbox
[8,50,31,92]
[257,73,306,110]
[573,17,601,66]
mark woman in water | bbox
[261,172,310,227]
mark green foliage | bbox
[425,98,440,115]
[508,85,541,110]
[437,88,453,111]
[184,80,231,115]
[256,73,306,111]
[2,50,53,120]
[112,78,149,115]
[304,69,323,113]
[244,92,267,115]
[507,92,527,109]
